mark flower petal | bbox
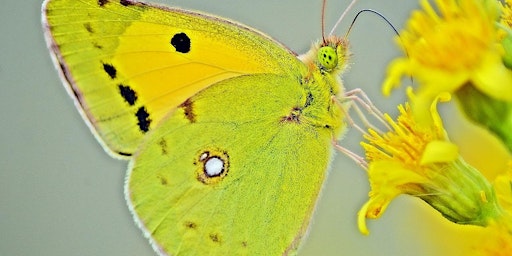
[472,53,512,101]
[420,140,459,165]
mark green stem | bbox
[455,84,512,154]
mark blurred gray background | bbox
[1,0,474,255]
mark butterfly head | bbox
[300,36,350,76]
[319,36,350,72]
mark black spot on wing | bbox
[84,23,94,33]
[120,0,132,6]
[118,84,137,105]
[179,98,195,123]
[98,0,137,7]
[102,63,117,79]
[93,42,103,49]
[170,33,191,53]
[120,0,146,7]
[184,221,197,229]
[158,175,168,185]
[98,0,109,6]
[136,107,151,133]
[209,233,222,244]
[158,138,168,155]
[118,151,132,157]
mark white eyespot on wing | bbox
[204,157,224,177]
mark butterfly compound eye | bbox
[317,46,338,70]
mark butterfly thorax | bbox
[296,36,350,138]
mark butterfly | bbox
[42,0,352,254]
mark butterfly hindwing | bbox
[127,74,334,255]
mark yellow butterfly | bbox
[42,0,351,255]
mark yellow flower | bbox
[471,165,512,255]
[494,167,512,213]
[474,217,512,256]
[382,0,512,122]
[358,93,503,235]
[472,168,512,255]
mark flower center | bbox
[363,105,433,169]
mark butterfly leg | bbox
[332,139,368,170]
[343,88,390,132]
[331,88,392,169]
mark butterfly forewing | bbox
[43,0,304,156]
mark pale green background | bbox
[0,0,469,255]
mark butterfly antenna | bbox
[328,0,359,36]
[343,9,412,83]
[321,0,327,43]
[344,9,399,39]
